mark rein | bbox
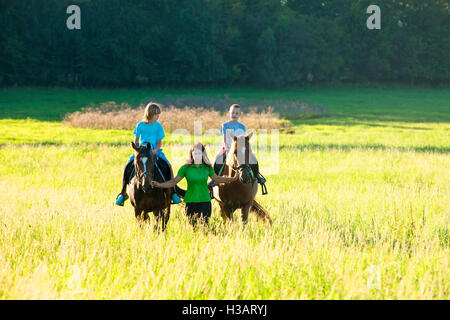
[138,169,152,180]
[134,153,157,188]
[230,139,256,184]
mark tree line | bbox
[0,0,448,87]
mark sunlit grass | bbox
[0,88,448,299]
[0,142,448,299]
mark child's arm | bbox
[220,123,227,148]
[211,173,238,184]
[152,175,182,188]
[152,139,162,155]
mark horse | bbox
[127,142,172,231]
[211,132,272,225]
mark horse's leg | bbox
[153,210,162,232]
[134,207,142,219]
[159,190,171,232]
[241,203,252,225]
[135,207,145,229]
[162,205,170,232]
[218,202,227,221]
[228,206,236,221]
[218,202,233,223]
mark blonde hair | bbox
[186,142,212,167]
[143,102,161,122]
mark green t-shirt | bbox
[177,164,215,203]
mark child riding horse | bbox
[115,102,181,206]
[211,132,272,225]
[211,104,266,188]
[128,142,172,231]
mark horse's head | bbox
[132,142,156,193]
[226,132,256,184]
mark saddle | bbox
[210,153,268,196]
[213,152,227,176]
[127,157,170,183]
[153,157,171,182]
[127,158,186,198]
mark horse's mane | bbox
[225,135,257,167]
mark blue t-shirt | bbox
[133,121,165,148]
[220,121,246,148]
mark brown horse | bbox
[127,142,171,231]
[211,132,272,225]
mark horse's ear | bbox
[146,142,151,150]
[246,132,254,140]
[131,142,139,151]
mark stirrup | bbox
[257,173,268,195]
[261,183,268,195]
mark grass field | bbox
[0,87,449,299]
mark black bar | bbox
[0,300,445,319]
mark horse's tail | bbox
[250,200,272,225]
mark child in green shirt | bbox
[152,142,237,226]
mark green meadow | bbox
[0,88,448,299]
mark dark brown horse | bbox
[211,132,272,225]
[128,142,171,231]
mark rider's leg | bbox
[210,148,226,187]
[121,161,134,195]
[251,162,266,184]
[116,157,134,206]
[168,163,181,204]
[213,148,226,175]
[158,151,181,204]
[253,163,267,194]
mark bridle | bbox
[134,148,155,189]
[230,138,256,184]
[137,162,152,180]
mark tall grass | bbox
[0,88,448,299]
[0,144,448,299]
[63,101,288,132]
